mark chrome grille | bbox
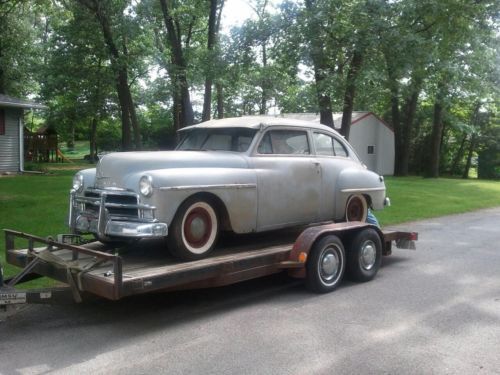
[84,190,139,218]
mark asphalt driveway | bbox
[1,208,499,374]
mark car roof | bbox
[179,116,340,135]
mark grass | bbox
[0,162,94,288]
[376,176,500,225]
[59,140,91,160]
[1,171,499,288]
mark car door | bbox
[312,131,360,220]
[250,128,321,231]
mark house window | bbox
[367,145,375,155]
[0,109,5,135]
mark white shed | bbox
[280,112,395,176]
[0,94,46,173]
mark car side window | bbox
[257,130,310,155]
[313,132,349,157]
[333,138,348,157]
[313,133,334,156]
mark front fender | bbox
[123,168,259,233]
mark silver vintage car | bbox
[69,117,389,260]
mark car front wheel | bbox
[167,197,219,261]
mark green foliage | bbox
[0,0,498,178]
[376,177,500,226]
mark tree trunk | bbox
[0,51,4,94]
[462,103,481,178]
[305,0,333,128]
[259,42,268,115]
[462,135,476,179]
[116,76,132,150]
[400,77,421,176]
[159,0,194,128]
[340,50,363,140]
[426,85,446,178]
[216,82,224,119]
[89,117,97,162]
[385,60,404,176]
[449,132,467,175]
[202,0,219,122]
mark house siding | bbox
[0,108,21,172]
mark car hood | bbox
[94,151,248,188]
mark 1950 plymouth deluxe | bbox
[69,117,390,260]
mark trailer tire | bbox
[347,228,382,282]
[306,235,346,293]
[167,197,219,261]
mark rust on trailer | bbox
[5,229,295,300]
[4,229,124,300]
[3,224,417,303]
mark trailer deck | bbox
[1,223,417,308]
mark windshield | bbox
[177,128,257,152]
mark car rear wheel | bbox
[345,194,368,222]
[168,197,219,261]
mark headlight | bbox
[139,175,153,197]
[72,173,84,192]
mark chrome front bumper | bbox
[69,189,168,239]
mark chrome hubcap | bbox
[360,240,376,270]
[321,250,339,281]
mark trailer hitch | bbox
[1,230,120,318]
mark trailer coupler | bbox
[1,258,77,319]
[1,231,112,318]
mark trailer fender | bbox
[287,221,384,278]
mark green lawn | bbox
[1,172,499,287]
[59,140,91,160]
[376,177,500,225]
[0,164,93,287]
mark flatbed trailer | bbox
[1,222,417,311]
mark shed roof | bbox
[0,94,47,110]
[282,112,393,132]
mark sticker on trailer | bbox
[40,292,52,299]
[0,292,27,305]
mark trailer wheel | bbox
[306,235,346,293]
[168,197,219,261]
[345,194,368,222]
[347,228,382,282]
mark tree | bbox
[201,0,224,121]
[76,0,142,151]
[158,0,196,129]
[0,1,43,96]
[303,0,334,127]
